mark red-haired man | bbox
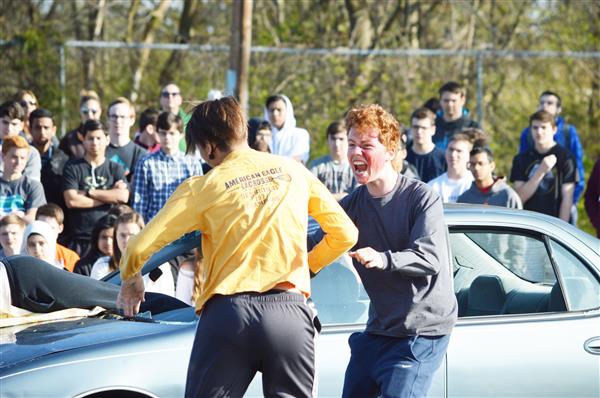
[339,104,457,398]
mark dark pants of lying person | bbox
[2,256,186,314]
[185,290,319,398]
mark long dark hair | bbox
[109,212,145,272]
[73,215,117,276]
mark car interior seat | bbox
[544,282,567,312]
[464,274,507,316]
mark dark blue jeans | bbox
[342,332,450,398]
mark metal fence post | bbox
[476,52,484,125]
[59,44,66,137]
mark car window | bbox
[310,254,369,325]
[310,230,595,324]
[549,239,600,311]
[451,230,562,317]
[465,232,556,283]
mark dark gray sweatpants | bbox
[184,290,318,398]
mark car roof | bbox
[107,205,598,284]
[443,203,599,251]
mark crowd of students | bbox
[0,80,598,301]
[299,83,594,232]
[1,82,598,398]
[247,83,595,236]
[0,86,207,304]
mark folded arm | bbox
[88,180,129,204]
[63,189,104,208]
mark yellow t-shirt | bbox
[120,148,358,313]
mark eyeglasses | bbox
[20,100,36,107]
[81,108,99,115]
[467,161,491,169]
[161,91,180,98]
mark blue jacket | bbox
[519,116,585,202]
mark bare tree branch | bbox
[44,0,59,21]
[496,0,530,49]
[259,7,281,46]
[70,1,83,40]
[130,0,172,102]
[372,2,403,49]
[159,0,200,85]
[92,0,107,40]
[83,0,107,89]
[126,0,141,43]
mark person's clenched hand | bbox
[117,273,145,317]
[349,247,384,269]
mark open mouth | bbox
[352,160,368,174]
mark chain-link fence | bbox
[59,41,599,170]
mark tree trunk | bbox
[126,0,141,43]
[85,0,107,89]
[344,0,374,95]
[238,0,253,112]
[159,0,199,85]
[460,0,479,79]
[130,0,171,103]
[228,0,254,110]
[69,1,86,90]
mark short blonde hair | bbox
[0,214,26,229]
[108,97,136,120]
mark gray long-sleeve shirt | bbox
[457,179,522,209]
[339,174,457,337]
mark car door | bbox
[446,227,600,398]
[245,254,447,397]
[308,254,447,398]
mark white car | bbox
[1,205,599,397]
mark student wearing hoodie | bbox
[263,94,310,163]
[458,146,522,208]
[22,220,61,269]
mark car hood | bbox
[0,316,191,371]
